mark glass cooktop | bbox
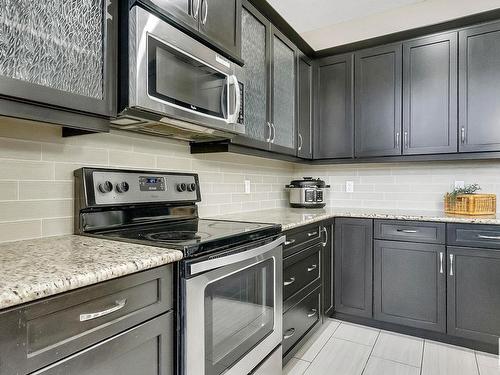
[96,219,281,257]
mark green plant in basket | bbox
[446,183,481,202]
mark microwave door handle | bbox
[227,75,240,124]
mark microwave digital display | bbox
[139,176,166,191]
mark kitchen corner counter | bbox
[0,235,183,310]
[210,207,500,231]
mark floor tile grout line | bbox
[419,340,426,375]
[369,354,421,369]
[360,329,381,375]
[292,320,343,363]
[474,350,481,375]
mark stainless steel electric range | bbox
[74,167,284,375]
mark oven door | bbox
[129,6,244,134]
[183,236,284,375]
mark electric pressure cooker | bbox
[285,177,330,208]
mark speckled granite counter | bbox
[0,235,182,310]
[211,207,500,231]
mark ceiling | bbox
[266,0,500,51]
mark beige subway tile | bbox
[231,193,252,203]
[217,203,244,214]
[203,193,229,205]
[360,175,395,184]
[373,184,411,193]
[54,163,90,180]
[255,184,272,192]
[156,155,192,170]
[109,150,156,169]
[0,182,18,200]
[198,205,220,217]
[0,200,73,222]
[132,137,189,156]
[19,181,73,200]
[223,173,245,183]
[42,217,73,237]
[242,201,261,211]
[197,172,224,183]
[63,132,133,151]
[0,160,54,180]
[42,143,108,164]
[0,220,41,243]
[0,138,41,160]
[191,159,222,172]
[0,117,60,142]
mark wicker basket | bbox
[444,193,496,215]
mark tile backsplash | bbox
[294,161,500,212]
[0,118,293,243]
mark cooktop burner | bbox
[144,231,211,242]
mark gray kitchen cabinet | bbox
[355,43,402,157]
[149,0,198,29]
[322,221,334,316]
[447,246,500,345]
[316,53,354,159]
[459,21,500,152]
[403,32,458,155]
[374,240,446,332]
[297,54,313,159]
[34,313,173,375]
[0,0,117,131]
[270,26,297,155]
[334,218,373,318]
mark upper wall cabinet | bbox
[355,43,402,157]
[403,33,458,155]
[459,21,500,152]
[297,54,313,159]
[0,0,117,130]
[316,53,354,159]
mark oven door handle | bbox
[189,235,285,275]
[227,75,241,124]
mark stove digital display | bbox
[139,176,166,191]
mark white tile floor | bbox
[283,319,500,375]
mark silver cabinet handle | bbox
[285,239,296,246]
[283,328,296,339]
[307,231,318,237]
[192,0,200,19]
[307,264,317,272]
[321,226,328,247]
[449,254,454,276]
[477,234,500,240]
[266,122,272,142]
[439,252,444,274]
[201,0,208,24]
[80,299,127,322]
[461,127,466,144]
[284,277,295,286]
[307,309,317,318]
[298,133,303,151]
[395,132,400,148]
[396,229,418,233]
[270,123,276,143]
[404,131,408,148]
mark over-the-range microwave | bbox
[113,4,245,141]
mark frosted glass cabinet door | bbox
[0,0,116,117]
[271,29,296,153]
[235,3,270,148]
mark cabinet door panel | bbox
[298,55,313,159]
[447,246,500,344]
[322,222,334,316]
[374,241,446,332]
[355,44,402,157]
[403,33,458,155]
[149,0,198,29]
[316,54,354,159]
[334,218,373,318]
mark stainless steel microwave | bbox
[113,5,245,141]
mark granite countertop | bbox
[211,207,500,231]
[0,235,183,310]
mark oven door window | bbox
[147,36,228,119]
[204,258,274,375]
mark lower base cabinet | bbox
[34,312,173,375]
[374,240,446,332]
[447,246,500,345]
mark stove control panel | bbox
[90,170,199,205]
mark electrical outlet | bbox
[346,180,354,193]
[244,180,251,194]
[454,180,465,189]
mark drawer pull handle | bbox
[285,239,296,246]
[439,252,444,274]
[449,254,454,276]
[79,299,127,322]
[477,234,500,240]
[307,309,317,318]
[396,229,418,233]
[283,328,296,339]
[284,277,296,286]
[307,264,318,272]
[307,231,318,237]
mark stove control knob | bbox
[116,181,129,193]
[177,183,187,192]
[98,181,113,193]
[187,183,197,192]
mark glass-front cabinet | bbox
[234,0,297,155]
[0,0,116,122]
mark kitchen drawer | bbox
[283,243,321,300]
[374,220,445,244]
[0,265,172,375]
[448,223,500,249]
[33,312,173,375]
[283,223,323,257]
[282,286,321,356]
